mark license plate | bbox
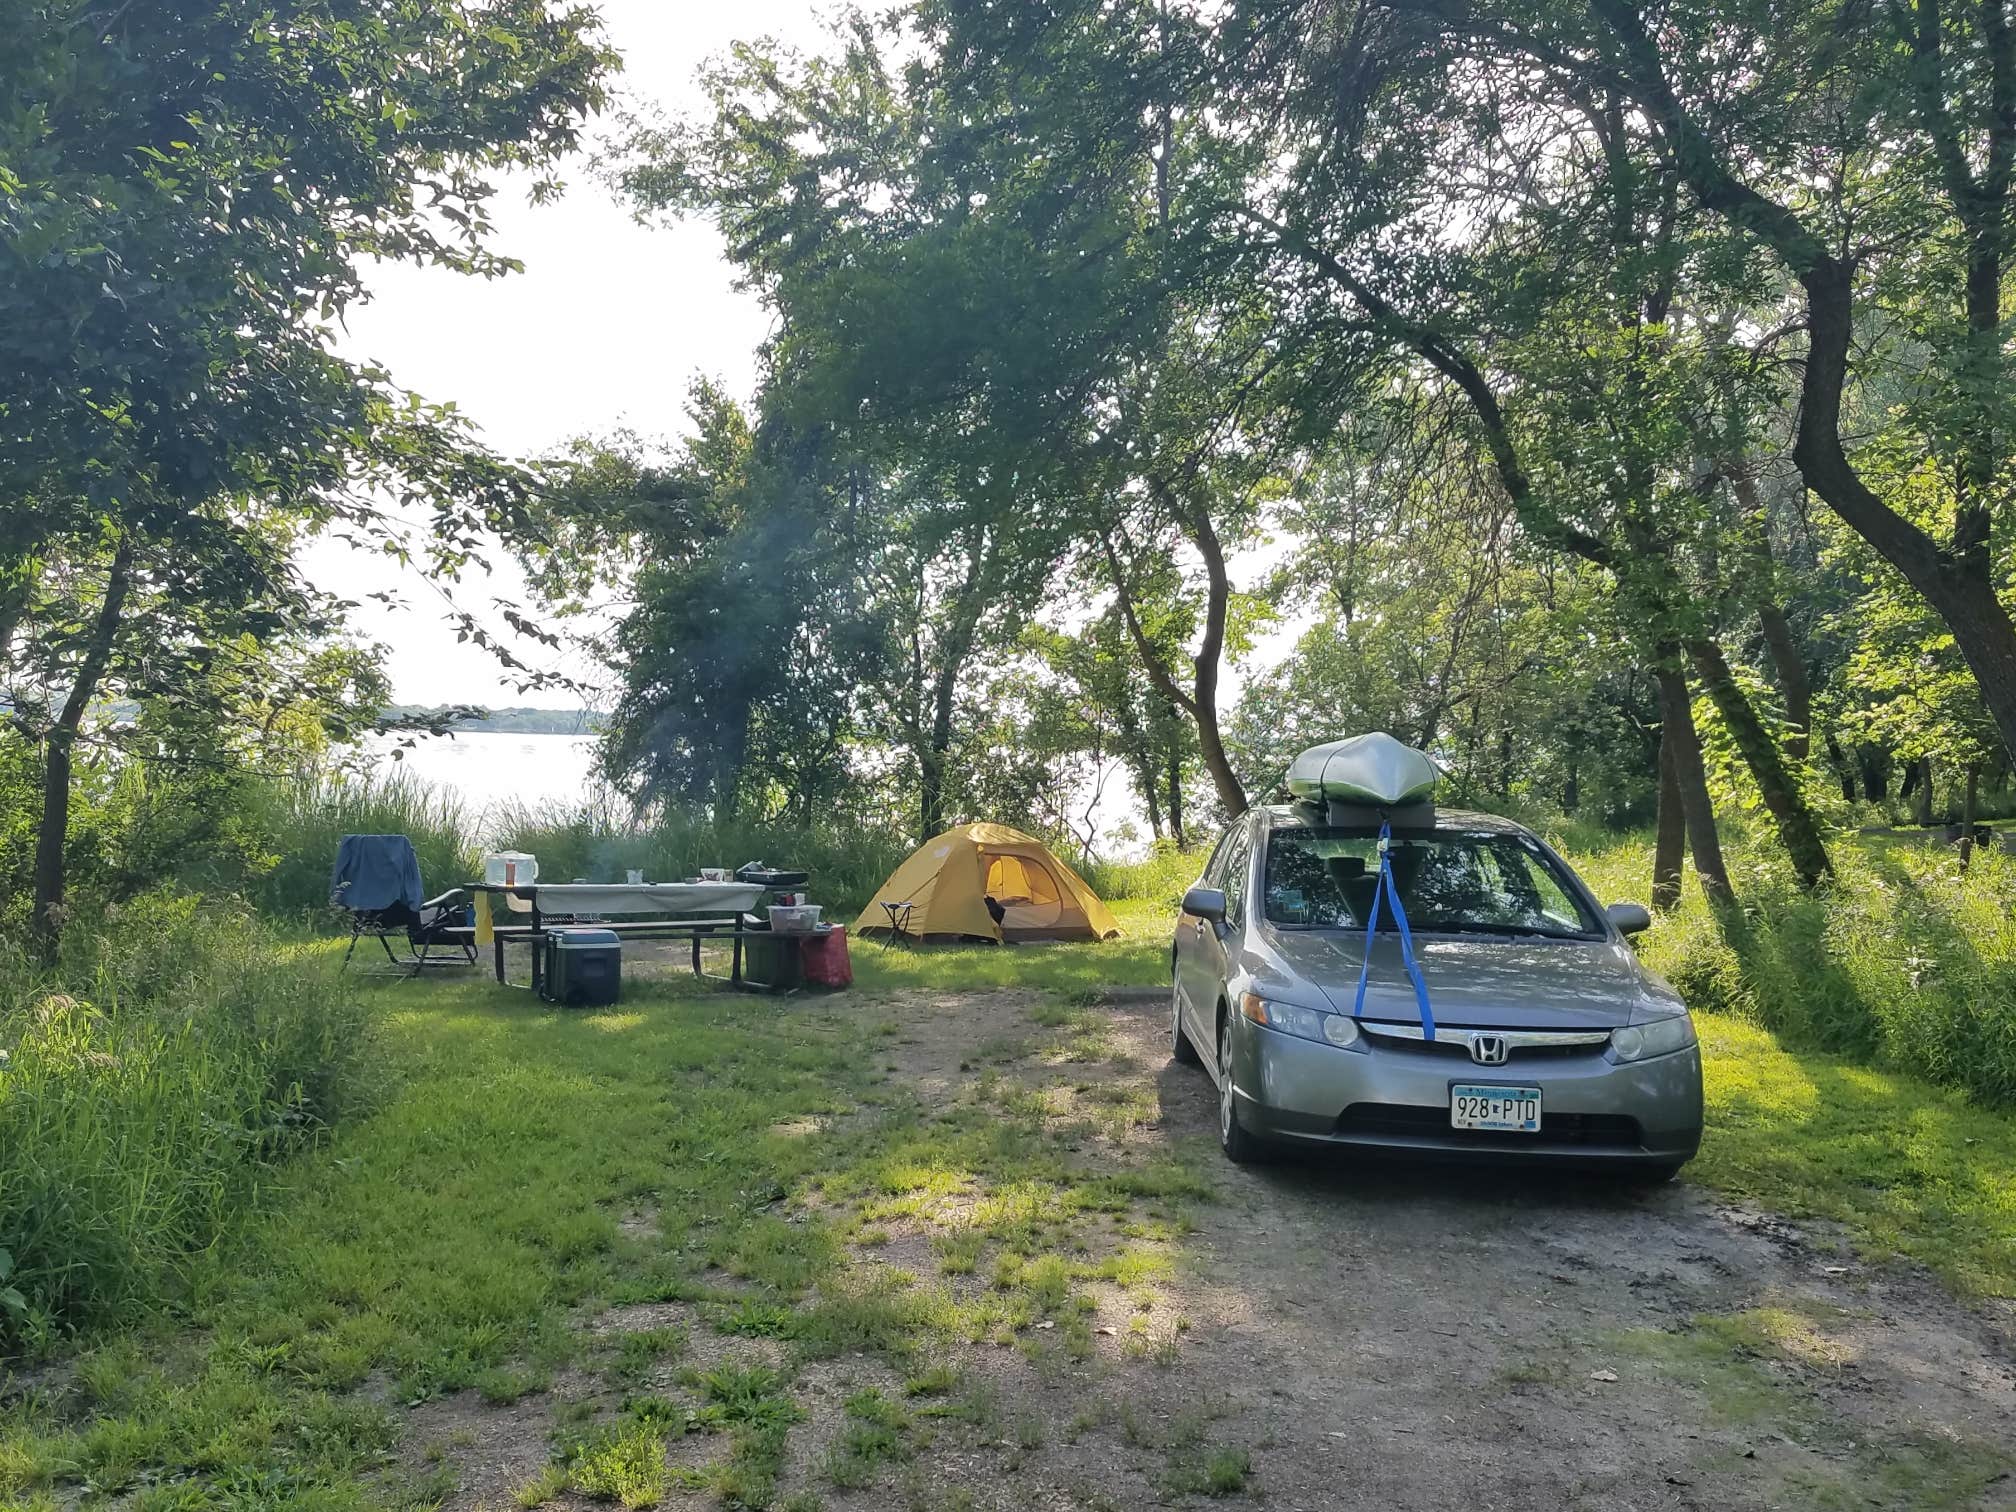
[1450,1084,1541,1132]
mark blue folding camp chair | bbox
[330,834,475,976]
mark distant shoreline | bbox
[384,706,606,736]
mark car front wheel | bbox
[1216,1016,1269,1164]
[1171,975,1200,1065]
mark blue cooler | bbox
[541,928,621,1007]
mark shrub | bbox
[0,893,366,1350]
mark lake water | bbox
[369,730,605,827]
[368,729,1154,857]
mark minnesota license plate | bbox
[1450,1085,1541,1132]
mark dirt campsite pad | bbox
[8,981,2013,1511]
[411,987,2014,1512]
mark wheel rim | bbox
[1218,1030,1234,1140]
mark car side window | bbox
[1220,828,1251,926]
[1202,826,1238,887]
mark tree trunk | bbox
[31,535,135,960]
[1686,638,1833,888]
[1183,507,1248,817]
[1756,604,1812,762]
[1727,464,1814,764]
[714,706,749,824]
[1137,750,1164,841]
[1655,657,1735,904]
[1824,733,1857,803]
[1103,508,1248,820]
[1110,695,1163,841]
[917,760,941,840]
[1960,763,1981,872]
[918,684,953,840]
[1652,728,1686,912]
[1861,746,1889,803]
[1166,745,1185,848]
[1914,757,1935,828]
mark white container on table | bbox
[768,904,822,933]
[483,851,539,887]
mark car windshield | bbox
[1263,826,1602,938]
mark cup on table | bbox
[626,869,645,885]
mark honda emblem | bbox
[1469,1034,1509,1066]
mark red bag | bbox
[799,925,853,989]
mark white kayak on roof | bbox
[1285,732,1440,807]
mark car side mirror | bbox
[1182,885,1228,923]
[1607,902,1652,936]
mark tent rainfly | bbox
[854,824,1121,943]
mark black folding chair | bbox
[330,834,477,977]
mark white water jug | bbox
[483,851,539,887]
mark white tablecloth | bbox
[504,882,764,916]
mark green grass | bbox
[850,898,1177,994]
[1691,1012,2016,1297]
[821,1389,912,1489]
[0,953,1213,1508]
[1162,1442,1252,1497]
[1081,844,1205,906]
[0,894,366,1351]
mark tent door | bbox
[982,852,1065,929]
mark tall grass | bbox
[250,775,917,921]
[250,770,477,919]
[1570,830,2016,1108]
[1082,842,1210,904]
[485,798,913,918]
[0,893,365,1352]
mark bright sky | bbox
[299,0,833,708]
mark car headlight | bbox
[1239,993,1361,1049]
[1610,1013,1696,1062]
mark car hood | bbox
[1255,929,1680,1030]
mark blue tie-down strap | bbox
[1350,819,1436,1041]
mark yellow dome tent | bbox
[854,823,1121,943]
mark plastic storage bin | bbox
[767,904,822,933]
[541,927,620,1007]
[744,925,851,992]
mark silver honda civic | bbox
[1170,805,1702,1179]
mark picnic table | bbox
[471,880,770,993]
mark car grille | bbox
[1335,1103,1643,1148]
[1358,1022,1612,1063]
